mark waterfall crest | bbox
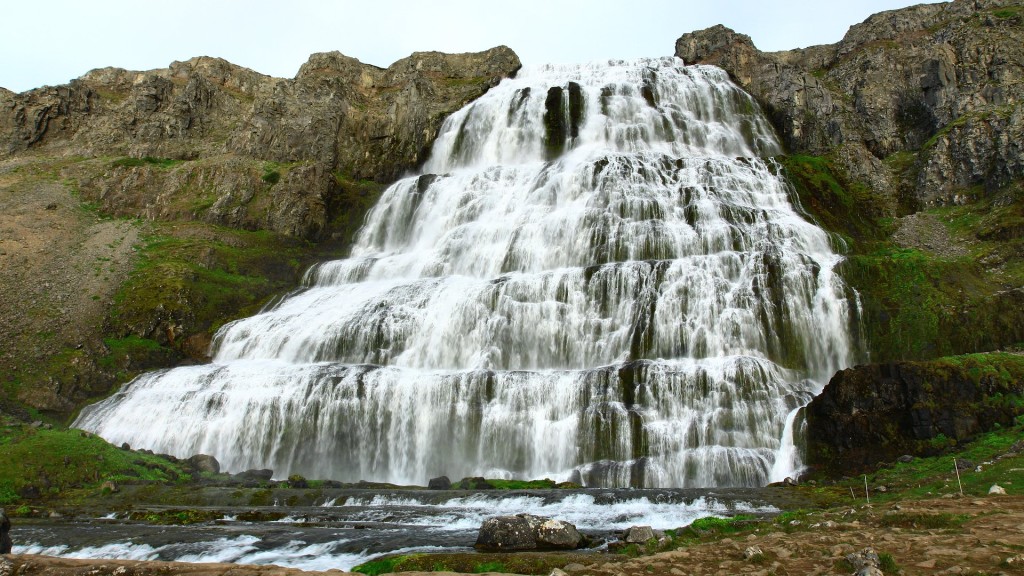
[76,58,859,487]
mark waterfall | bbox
[76,58,859,487]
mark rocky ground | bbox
[0,155,141,415]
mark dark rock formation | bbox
[1,508,11,554]
[805,353,1024,473]
[455,476,495,490]
[427,475,451,490]
[676,0,1024,210]
[475,514,583,551]
[187,454,220,474]
[233,469,274,482]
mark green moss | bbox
[776,154,887,251]
[0,426,190,505]
[353,555,422,576]
[261,162,281,185]
[330,170,386,246]
[483,478,558,490]
[109,223,309,343]
[993,7,1022,18]
[822,419,1024,501]
[111,156,181,169]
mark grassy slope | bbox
[780,155,1024,362]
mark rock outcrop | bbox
[0,47,521,241]
[676,0,1024,209]
[804,353,1024,473]
[475,514,585,551]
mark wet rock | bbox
[536,518,583,549]
[428,475,451,490]
[622,525,656,544]
[456,476,495,490]
[188,454,220,474]
[234,469,274,482]
[18,485,40,500]
[475,514,583,551]
[0,508,11,554]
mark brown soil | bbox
[0,156,141,413]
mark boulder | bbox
[428,476,451,490]
[475,514,583,551]
[456,476,495,490]
[535,518,583,549]
[622,525,656,544]
[989,484,1007,495]
[234,469,274,482]
[187,454,220,474]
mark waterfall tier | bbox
[76,58,859,487]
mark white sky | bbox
[2,0,946,93]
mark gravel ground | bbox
[0,156,141,412]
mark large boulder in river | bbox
[475,514,583,551]
[428,476,451,490]
[188,454,220,474]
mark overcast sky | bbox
[2,0,946,93]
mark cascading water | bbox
[76,58,860,488]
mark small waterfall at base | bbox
[76,58,860,488]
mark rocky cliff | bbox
[0,47,520,419]
[676,0,1023,210]
[1,47,520,240]
[804,352,1024,474]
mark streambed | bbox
[11,487,805,571]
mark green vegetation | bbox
[0,425,189,505]
[776,154,889,251]
[992,7,1023,19]
[331,170,386,246]
[818,417,1024,503]
[109,222,310,347]
[261,162,281,185]
[782,150,1024,361]
[111,156,181,169]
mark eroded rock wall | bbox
[676,0,1024,209]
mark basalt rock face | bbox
[676,0,1024,210]
[804,354,1024,474]
[0,47,521,240]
